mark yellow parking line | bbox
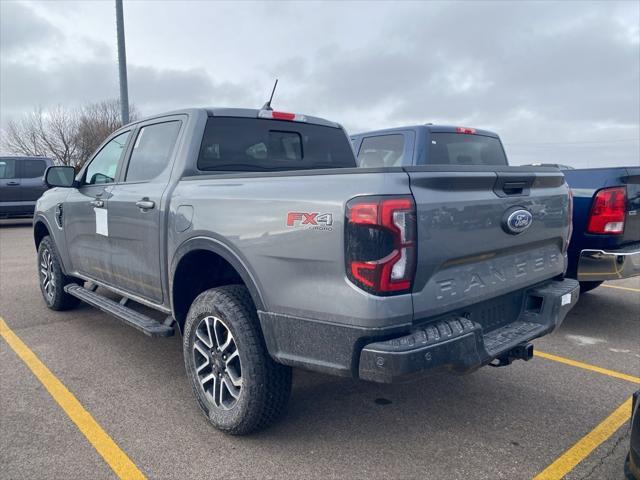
[535,350,640,384]
[0,317,146,480]
[601,284,640,293]
[533,396,632,480]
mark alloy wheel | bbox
[40,248,56,301]
[192,315,242,410]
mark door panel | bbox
[0,158,21,203]
[65,185,113,281]
[64,130,131,284]
[107,119,181,302]
[107,183,166,301]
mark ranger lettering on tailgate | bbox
[434,247,562,300]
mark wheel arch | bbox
[170,236,266,334]
[33,217,51,250]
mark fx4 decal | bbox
[286,212,333,231]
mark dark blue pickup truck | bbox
[561,167,640,292]
[351,126,640,293]
[350,124,508,168]
[0,156,54,218]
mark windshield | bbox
[426,133,508,166]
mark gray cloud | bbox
[0,60,251,118]
[279,2,638,126]
[1,0,638,167]
[0,2,60,54]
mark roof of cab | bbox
[120,107,342,129]
[205,108,341,128]
[351,124,500,139]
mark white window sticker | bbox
[95,208,108,236]
[561,293,572,306]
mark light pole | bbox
[115,0,129,125]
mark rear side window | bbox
[357,135,405,167]
[125,121,181,182]
[0,159,17,179]
[22,159,47,178]
[197,117,356,172]
[427,133,507,166]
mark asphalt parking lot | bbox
[1,219,638,480]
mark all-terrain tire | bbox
[37,236,81,311]
[183,285,292,435]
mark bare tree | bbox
[3,109,47,159]
[75,99,138,166]
[1,99,137,169]
[40,106,79,166]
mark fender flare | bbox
[33,214,72,275]
[33,214,54,248]
[170,236,266,314]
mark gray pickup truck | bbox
[35,108,579,434]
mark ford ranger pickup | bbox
[34,108,579,434]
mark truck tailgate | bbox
[405,166,570,323]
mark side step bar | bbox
[64,284,174,337]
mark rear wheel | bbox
[183,285,292,435]
[579,281,603,294]
[37,236,81,311]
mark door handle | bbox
[90,199,104,208]
[136,199,155,210]
[6,181,19,186]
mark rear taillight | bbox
[587,186,626,234]
[345,196,416,295]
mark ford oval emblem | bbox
[503,208,533,235]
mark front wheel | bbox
[183,285,292,435]
[37,236,81,311]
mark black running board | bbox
[64,284,174,337]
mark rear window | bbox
[427,133,507,166]
[197,117,356,172]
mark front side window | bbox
[357,135,405,167]
[84,131,130,185]
[22,159,47,178]
[125,121,181,182]
[0,159,17,179]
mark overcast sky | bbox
[1,0,638,167]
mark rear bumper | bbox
[577,243,640,281]
[359,278,579,383]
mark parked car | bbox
[34,108,578,434]
[350,124,508,167]
[561,167,640,293]
[627,390,640,480]
[350,126,640,293]
[0,156,54,218]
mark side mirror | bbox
[45,166,76,188]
